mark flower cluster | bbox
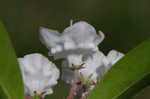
[18,21,124,99]
[39,21,124,99]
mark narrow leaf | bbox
[0,22,24,99]
[89,38,150,99]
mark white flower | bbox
[40,20,125,98]
[62,50,124,83]
[61,51,106,84]
[18,53,60,97]
[62,50,124,97]
[40,21,105,59]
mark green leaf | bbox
[0,22,24,99]
[89,38,150,99]
[0,87,7,99]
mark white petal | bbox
[67,54,83,66]
[55,45,63,52]
[107,50,124,66]
[79,51,106,81]
[51,48,57,54]
[64,42,76,50]
[18,53,60,96]
[40,27,61,49]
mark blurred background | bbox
[0,0,150,98]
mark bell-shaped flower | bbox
[18,53,60,97]
[40,21,105,59]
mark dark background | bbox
[0,0,150,98]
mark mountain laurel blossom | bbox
[40,21,105,59]
[18,53,60,98]
[62,50,124,98]
[40,21,124,99]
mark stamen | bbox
[80,63,85,68]
[90,81,97,86]
[64,63,85,71]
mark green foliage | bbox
[0,22,24,99]
[0,87,7,99]
[89,38,150,99]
